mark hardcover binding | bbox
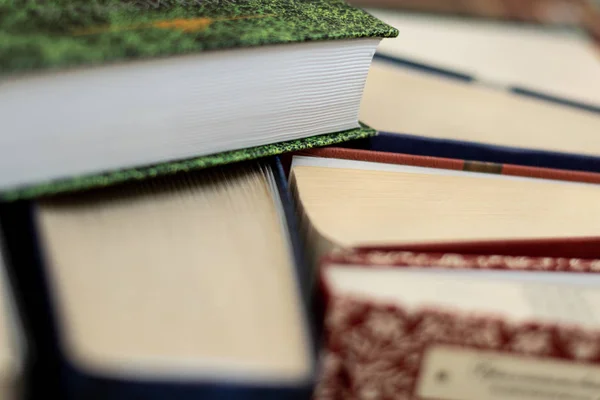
[316,242,600,399]
[323,244,600,273]
[316,295,600,400]
[1,128,376,203]
[0,156,316,400]
[1,1,398,76]
[361,131,600,174]
[354,236,600,259]
[296,146,600,184]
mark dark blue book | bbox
[358,57,600,173]
[0,157,316,400]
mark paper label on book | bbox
[416,345,600,400]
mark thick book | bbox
[0,157,315,399]
[358,58,600,173]
[288,151,600,281]
[315,240,600,399]
[0,0,397,198]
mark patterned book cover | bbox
[1,128,376,202]
[295,147,600,184]
[355,236,600,259]
[1,0,398,75]
[316,245,600,400]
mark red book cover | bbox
[315,240,600,400]
[295,147,600,185]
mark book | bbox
[295,147,600,184]
[349,0,599,26]
[288,152,600,279]
[0,0,397,197]
[315,243,600,399]
[1,128,376,202]
[362,8,600,112]
[0,246,26,400]
[358,59,600,173]
[0,157,315,399]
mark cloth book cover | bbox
[1,0,396,75]
[359,131,600,175]
[0,156,317,400]
[314,238,600,399]
[1,129,376,202]
[0,0,397,202]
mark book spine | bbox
[366,132,600,174]
[297,147,600,184]
[352,236,600,259]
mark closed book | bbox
[288,151,600,283]
[0,0,397,199]
[316,242,600,399]
[358,58,600,173]
[0,157,316,399]
[354,8,600,174]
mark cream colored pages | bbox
[325,266,600,328]
[366,9,600,106]
[326,265,600,400]
[292,164,600,247]
[36,166,310,382]
[0,248,20,400]
[360,62,600,156]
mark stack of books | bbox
[2,1,600,399]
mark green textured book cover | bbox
[1,0,398,75]
[1,127,376,201]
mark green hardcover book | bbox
[0,0,397,200]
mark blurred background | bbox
[350,0,600,34]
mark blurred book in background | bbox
[352,0,600,50]
[352,0,600,173]
[351,0,599,26]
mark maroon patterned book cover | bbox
[315,243,600,400]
